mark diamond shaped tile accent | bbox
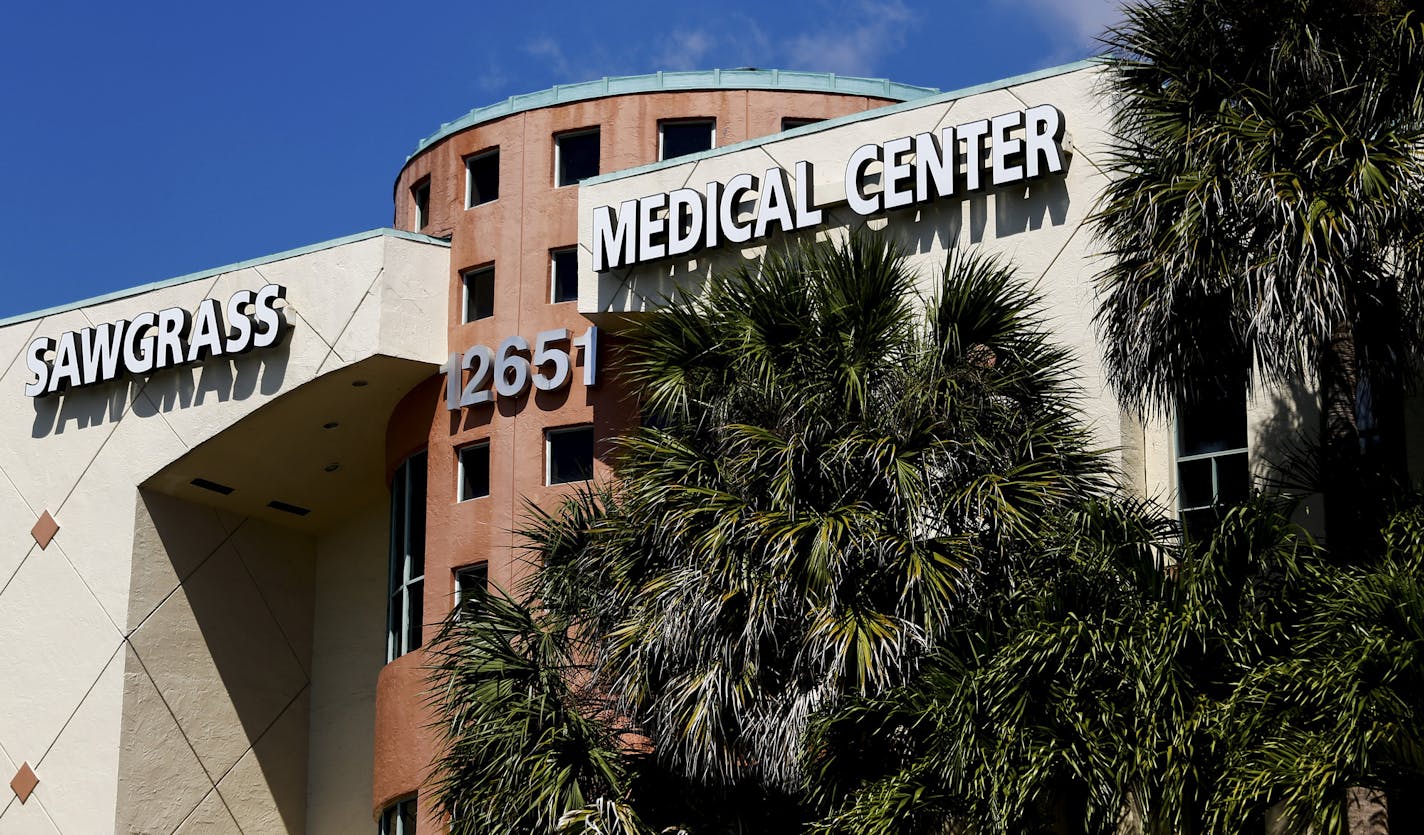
[10,761,38,804]
[31,511,58,550]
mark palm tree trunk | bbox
[1319,321,1364,556]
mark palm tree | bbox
[1092,0,1424,548]
[428,232,1111,832]
[807,493,1424,835]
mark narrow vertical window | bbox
[555,128,601,186]
[659,119,715,160]
[546,425,595,485]
[551,248,579,303]
[1176,386,1249,538]
[458,442,490,501]
[465,149,499,207]
[411,179,430,231]
[387,452,427,662]
[462,265,495,322]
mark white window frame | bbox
[554,127,600,187]
[387,452,426,663]
[545,424,595,485]
[658,118,716,161]
[379,796,418,835]
[457,441,491,502]
[464,148,499,209]
[453,562,489,610]
[550,247,579,304]
[461,264,495,323]
[1173,389,1249,533]
[411,180,430,231]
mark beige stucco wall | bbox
[577,64,1177,500]
[305,500,388,834]
[0,231,448,832]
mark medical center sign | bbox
[593,104,1068,272]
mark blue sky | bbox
[0,0,1119,319]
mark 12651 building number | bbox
[441,325,598,411]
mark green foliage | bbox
[428,232,1108,832]
[810,496,1424,835]
[426,587,635,834]
[1093,0,1424,413]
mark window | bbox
[379,796,418,835]
[462,265,495,322]
[660,119,715,160]
[454,563,488,613]
[1176,386,1249,538]
[411,179,430,231]
[387,452,427,662]
[465,149,499,207]
[782,117,821,131]
[551,248,579,303]
[546,425,595,485]
[458,442,490,501]
[555,128,600,186]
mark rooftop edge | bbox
[0,228,452,329]
[405,68,942,164]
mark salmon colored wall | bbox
[375,88,901,827]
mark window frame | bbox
[387,452,427,663]
[461,264,496,323]
[457,440,491,502]
[545,424,595,486]
[550,247,579,304]
[453,562,489,612]
[658,117,716,161]
[378,795,418,835]
[1174,388,1250,536]
[781,117,821,132]
[464,147,500,208]
[554,127,601,187]
[410,178,431,231]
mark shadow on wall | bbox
[30,345,290,439]
[894,168,1073,256]
[117,489,313,834]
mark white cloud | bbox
[1000,0,1122,56]
[524,35,573,78]
[784,0,914,76]
[657,30,717,71]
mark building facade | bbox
[1,58,1357,833]
[0,70,962,834]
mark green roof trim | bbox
[407,68,941,162]
[0,228,451,328]
[579,58,1102,187]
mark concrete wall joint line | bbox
[23,536,125,639]
[208,683,312,808]
[226,536,314,680]
[35,642,125,767]
[122,641,226,807]
[0,319,42,404]
[327,264,389,366]
[124,518,247,639]
[1003,85,1109,178]
[0,543,38,605]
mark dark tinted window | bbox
[548,426,595,484]
[551,249,578,303]
[556,129,600,186]
[661,120,714,160]
[467,150,499,206]
[459,443,490,501]
[464,267,495,322]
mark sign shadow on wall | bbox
[31,345,290,438]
